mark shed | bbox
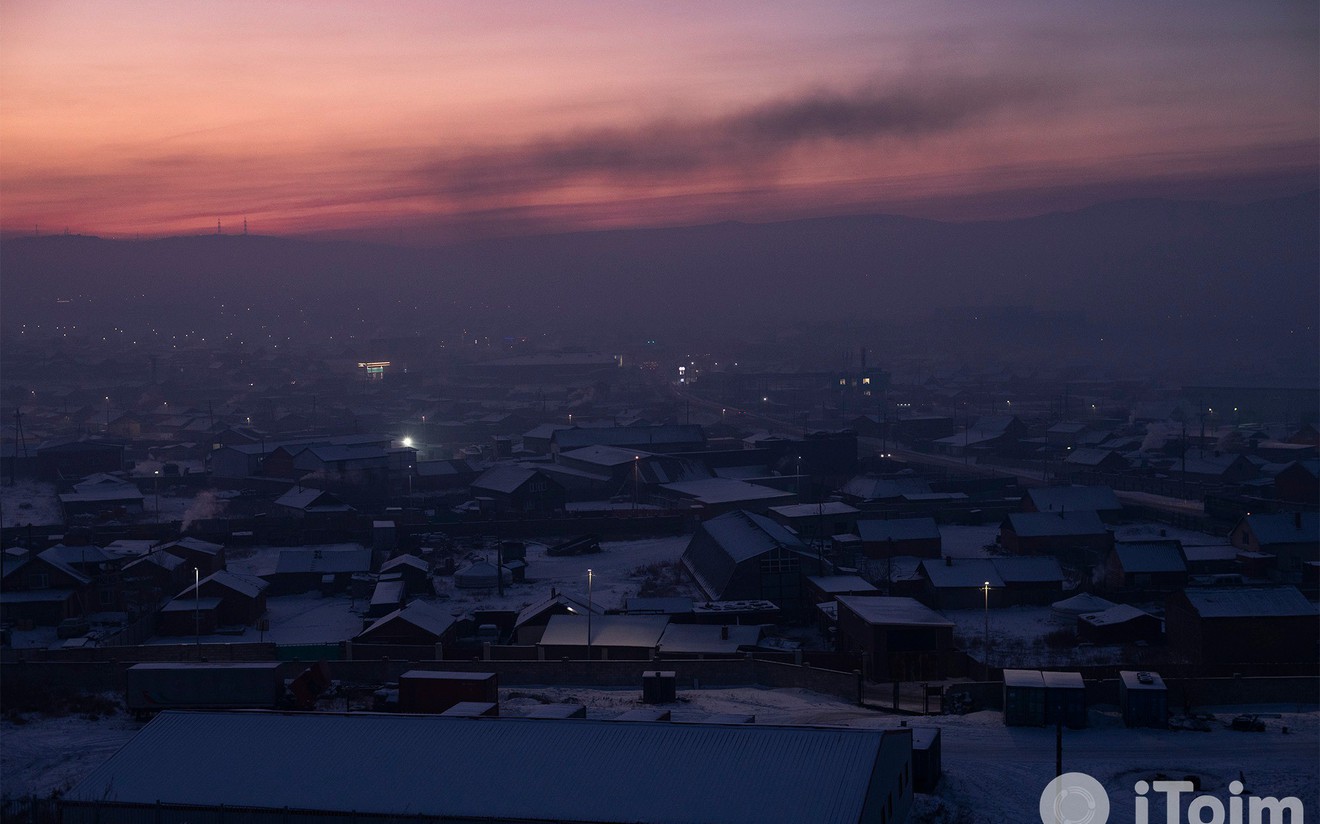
[641,671,678,704]
[367,579,406,618]
[398,670,498,714]
[1118,670,1167,728]
[1050,593,1115,624]
[909,726,942,793]
[1003,669,1046,727]
[1077,604,1162,644]
[1041,671,1087,729]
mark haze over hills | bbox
[2,191,1316,379]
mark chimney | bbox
[720,626,729,640]
[944,556,953,566]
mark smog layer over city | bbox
[1,3,1316,824]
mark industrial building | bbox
[63,711,915,824]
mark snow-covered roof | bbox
[157,537,224,556]
[1079,604,1154,627]
[1180,586,1316,619]
[661,478,795,505]
[274,487,353,512]
[514,591,602,627]
[182,570,269,599]
[1003,669,1045,688]
[558,444,648,467]
[1051,593,1115,614]
[471,465,543,494]
[806,575,877,595]
[370,579,406,606]
[1041,671,1084,689]
[920,558,1002,589]
[836,595,954,628]
[31,548,93,584]
[624,596,694,614]
[160,596,222,612]
[768,502,859,519]
[657,623,763,654]
[539,614,669,648]
[39,544,114,567]
[1026,485,1122,513]
[1064,448,1124,467]
[1112,542,1186,574]
[857,517,939,543]
[838,477,931,501]
[1240,512,1319,546]
[359,600,457,640]
[698,510,806,563]
[1005,510,1107,538]
[71,713,899,823]
[380,554,429,574]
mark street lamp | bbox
[194,567,201,650]
[153,470,160,521]
[586,568,594,661]
[982,581,991,669]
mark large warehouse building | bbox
[63,711,916,824]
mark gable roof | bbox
[1112,542,1187,574]
[539,614,669,648]
[1004,510,1108,538]
[274,487,353,512]
[514,591,602,627]
[358,600,457,641]
[837,595,955,627]
[183,570,269,599]
[1026,486,1122,513]
[471,466,544,495]
[1240,512,1319,546]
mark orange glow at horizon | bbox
[1,1,1315,241]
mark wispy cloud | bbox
[419,74,1060,202]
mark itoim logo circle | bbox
[1039,772,1110,824]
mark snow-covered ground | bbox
[943,605,1163,669]
[4,686,1315,823]
[148,536,695,646]
[0,479,61,528]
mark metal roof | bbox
[67,712,901,824]
[1181,586,1316,619]
[1112,543,1187,574]
[539,614,670,648]
[359,600,456,640]
[836,595,954,628]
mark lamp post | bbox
[982,581,991,671]
[194,567,201,650]
[586,568,594,662]
[153,470,160,522]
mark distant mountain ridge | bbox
[2,191,1316,349]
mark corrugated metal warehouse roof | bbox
[64,712,904,824]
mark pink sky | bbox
[1,1,1315,241]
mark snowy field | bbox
[4,685,1315,823]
